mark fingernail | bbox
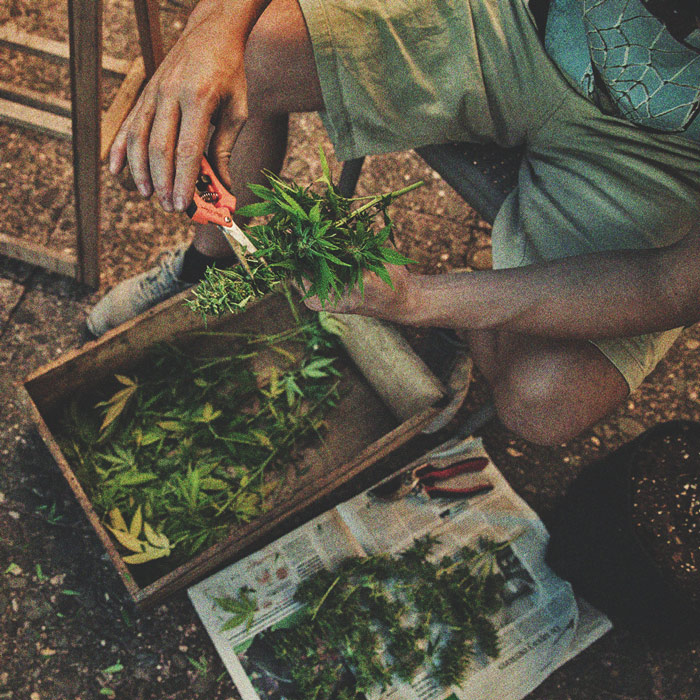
[174,196,186,212]
[161,200,173,213]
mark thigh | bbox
[244,0,324,115]
[296,0,570,161]
[494,92,700,269]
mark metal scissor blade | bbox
[219,220,257,255]
[218,221,257,279]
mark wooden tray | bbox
[19,290,445,607]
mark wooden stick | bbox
[133,0,165,78]
[0,96,71,140]
[68,0,102,288]
[0,233,79,278]
[0,21,129,75]
[0,81,71,117]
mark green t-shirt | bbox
[544,0,700,141]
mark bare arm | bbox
[313,228,700,339]
[110,0,273,212]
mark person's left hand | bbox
[301,262,414,322]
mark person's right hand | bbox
[110,0,269,212]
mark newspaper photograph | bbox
[188,437,612,700]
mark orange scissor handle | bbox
[185,156,238,228]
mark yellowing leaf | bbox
[108,507,128,533]
[99,383,138,433]
[261,480,279,498]
[123,544,170,565]
[115,374,136,387]
[157,421,183,432]
[143,522,170,549]
[251,430,274,450]
[129,505,143,539]
[199,403,222,423]
[271,345,299,364]
[105,525,144,553]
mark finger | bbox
[124,98,158,198]
[207,105,247,190]
[172,100,214,211]
[109,94,142,176]
[109,123,128,176]
[149,97,182,212]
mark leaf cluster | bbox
[217,535,508,698]
[187,148,420,318]
[56,315,342,574]
[105,505,171,564]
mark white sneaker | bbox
[86,246,192,337]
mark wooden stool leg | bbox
[68,0,102,288]
[133,0,164,78]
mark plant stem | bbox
[336,181,424,226]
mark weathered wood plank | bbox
[0,96,72,139]
[0,81,71,117]
[68,0,102,288]
[22,290,446,607]
[0,233,79,278]
[133,0,164,79]
[0,21,129,76]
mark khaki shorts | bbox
[298,0,700,391]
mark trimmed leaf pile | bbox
[217,534,508,698]
[56,312,342,576]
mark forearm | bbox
[401,240,699,339]
[185,0,273,39]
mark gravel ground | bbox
[1,1,699,698]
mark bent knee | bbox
[491,363,626,446]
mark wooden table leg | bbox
[133,0,164,78]
[68,0,102,288]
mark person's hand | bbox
[110,0,262,212]
[302,262,415,323]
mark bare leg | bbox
[193,0,323,257]
[467,329,629,445]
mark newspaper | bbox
[188,437,612,700]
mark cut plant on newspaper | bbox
[188,437,612,700]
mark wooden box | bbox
[19,290,447,608]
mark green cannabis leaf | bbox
[216,586,259,632]
[56,311,342,576]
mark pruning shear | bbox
[371,456,493,501]
[185,156,257,277]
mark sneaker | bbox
[86,246,193,337]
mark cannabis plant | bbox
[187,148,420,317]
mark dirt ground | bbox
[1,1,700,699]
